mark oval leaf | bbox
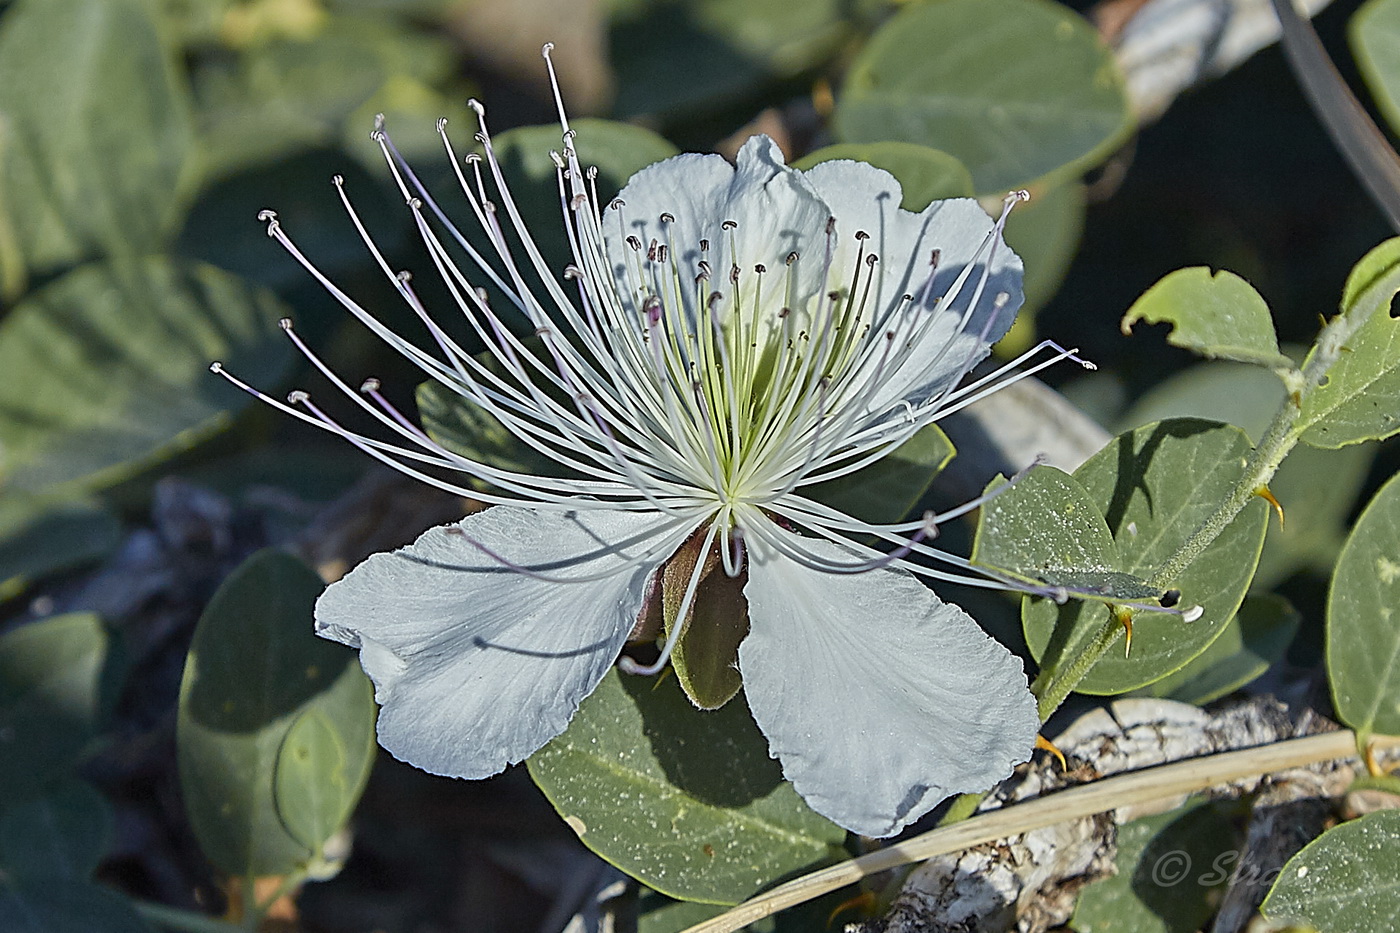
[1328,470,1400,740]
[527,669,845,905]
[833,0,1132,194]
[0,613,118,796]
[177,550,376,877]
[0,779,112,882]
[0,879,151,933]
[0,257,293,494]
[1018,420,1268,694]
[1299,237,1400,448]
[804,422,956,526]
[0,497,120,602]
[1352,0,1400,135]
[0,0,193,282]
[1120,268,1291,369]
[1262,809,1400,930]
[1134,594,1300,706]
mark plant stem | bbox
[133,901,242,933]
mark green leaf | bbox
[1121,362,1373,588]
[832,0,1132,194]
[0,0,194,285]
[192,17,459,179]
[1299,237,1400,448]
[1120,268,1292,370]
[1262,809,1400,930]
[971,465,1148,600]
[0,613,120,796]
[274,709,358,852]
[792,143,975,210]
[177,550,376,877]
[0,779,112,882]
[1134,594,1300,706]
[416,377,563,489]
[1327,471,1400,741]
[0,257,293,495]
[1071,798,1239,933]
[804,423,956,526]
[0,497,121,602]
[611,0,848,120]
[1353,0,1400,136]
[527,669,845,905]
[1015,420,1269,694]
[0,879,152,933]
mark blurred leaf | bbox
[0,497,121,602]
[1017,420,1268,695]
[0,257,293,495]
[1122,362,1373,588]
[178,150,400,292]
[177,550,376,877]
[833,0,1132,194]
[1003,180,1085,321]
[804,423,956,526]
[192,16,456,179]
[638,891,729,933]
[528,669,845,905]
[1262,809,1400,930]
[0,779,112,882]
[610,0,848,120]
[0,879,151,933]
[1071,798,1238,933]
[1134,594,1300,706]
[0,0,194,285]
[1327,471,1400,742]
[0,614,120,796]
[793,143,975,209]
[1121,268,1292,369]
[417,377,564,487]
[1299,237,1400,448]
[1353,0,1400,135]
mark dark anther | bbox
[647,239,658,261]
[700,239,710,251]
[708,291,723,308]
[697,261,711,279]
[657,245,668,263]
[855,230,870,241]
[626,235,642,250]
[828,290,842,301]
[826,217,837,235]
[722,220,738,230]
[929,248,942,268]
[610,198,626,210]
[754,263,766,274]
[730,265,740,285]
[866,254,878,267]
[778,307,792,318]
[786,251,799,265]
[660,212,675,223]
[1160,589,1182,608]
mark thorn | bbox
[1255,486,1285,527]
[1364,738,1384,777]
[827,891,877,926]
[1115,606,1134,657]
[1035,734,1067,771]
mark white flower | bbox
[213,48,1086,837]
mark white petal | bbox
[605,135,830,337]
[800,159,1024,414]
[739,525,1038,836]
[315,506,680,778]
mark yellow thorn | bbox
[811,78,835,119]
[1255,486,1285,527]
[1364,738,1385,777]
[1035,734,1067,771]
[1115,607,1134,657]
[827,891,876,926]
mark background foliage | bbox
[2,0,1400,930]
